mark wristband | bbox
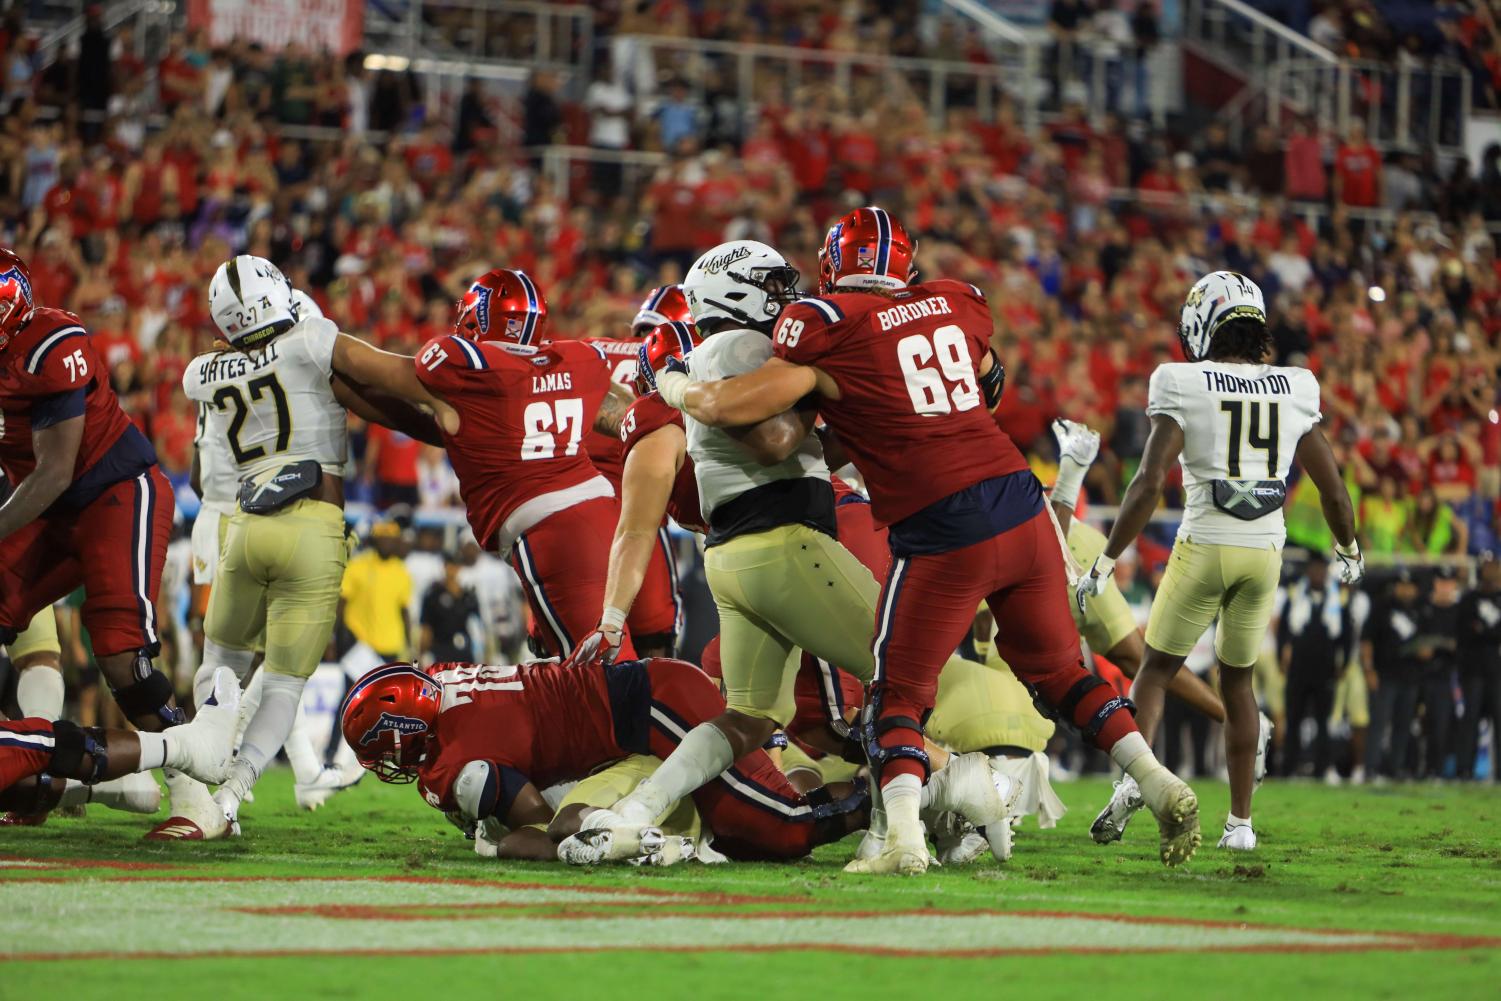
[1334,539,1360,559]
[657,370,690,409]
[1092,554,1117,578]
[1051,458,1087,511]
[600,606,627,632]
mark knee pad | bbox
[1056,674,1135,741]
[50,719,109,784]
[858,688,931,784]
[111,652,185,728]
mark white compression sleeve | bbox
[16,666,64,720]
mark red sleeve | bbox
[770,299,839,367]
[21,317,98,396]
[414,335,484,396]
[557,338,613,380]
[620,394,684,457]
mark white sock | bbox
[201,641,258,687]
[16,666,65,720]
[221,672,306,805]
[1227,812,1252,829]
[882,773,922,833]
[136,731,170,771]
[283,710,324,784]
[235,669,266,748]
[620,723,734,823]
[1113,731,1177,808]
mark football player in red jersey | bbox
[0,248,186,734]
[0,668,239,815]
[340,656,871,863]
[347,268,638,660]
[652,208,1201,872]
[573,285,697,657]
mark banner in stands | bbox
[187,0,364,56]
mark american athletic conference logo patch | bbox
[359,712,428,747]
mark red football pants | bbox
[643,658,857,861]
[0,468,173,657]
[0,720,55,793]
[872,511,1139,785]
[509,497,636,661]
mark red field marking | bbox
[0,856,172,872]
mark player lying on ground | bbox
[647,208,1200,872]
[0,668,239,817]
[1077,271,1362,852]
[341,656,888,863]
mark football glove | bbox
[1052,418,1101,468]
[1075,554,1117,615]
[1334,540,1365,585]
[566,607,627,668]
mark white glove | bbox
[1052,418,1101,468]
[1334,540,1365,585]
[1075,554,1117,615]
[565,607,627,668]
[655,356,691,409]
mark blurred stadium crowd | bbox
[0,0,1497,781]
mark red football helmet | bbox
[818,207,916,295]
[454,268,547,345]
[631,284,694,337]
[339,663,443,783]
[0,248,36,353]
[636,320,698,395]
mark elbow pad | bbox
[453,759,529,824]
[980,353,1005,408]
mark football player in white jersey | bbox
[153,256,448,839]
[1077,271,1362,852]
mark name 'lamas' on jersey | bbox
[1147,359,1322,548]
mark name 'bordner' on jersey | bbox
[1147,357,1320,549]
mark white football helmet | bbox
[291,288,323,322]
[209,255,296,348]
[1178,270,1266,362]
[682,240,799,330]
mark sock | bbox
[16,666,64,720]
[620,723,734,824]
[1113,732,1179,811]
[1227,812,1252,829]
[201,640,258,687]
[881,772,921,837]
[221,672,307,806]
[58,779,90,809]
[235,669,266,749]
[282,710,324,785]
[80,774,161,813]
[136,731,170,771]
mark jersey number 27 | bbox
[898,325,981,416]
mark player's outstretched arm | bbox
[330,334,460,435]
[663,357,822,427]
[330,371,444,446]
[0,413,83,540]
[1295,425,1364,582]
[1079,415,1182,612]
[594,426,685,653]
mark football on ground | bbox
[2,771,1497,1000]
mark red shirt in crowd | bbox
[1335,141,1381,207]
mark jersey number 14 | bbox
[1220,400,1279,478]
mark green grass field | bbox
[2,772,1499,1000]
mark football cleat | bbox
[854,805,887,861]
[1254,712,1273,787]
[1147,779,1201,867]
[923,752,1015,831]
[1218,822,1257,851]
[558,825,665,866]
[168,667,242,786]
[0,810,47,826]
[930,811,990,865]
[294,765,363,811]
[843,815,930,876]
[1090,774,1144,844]
[628,835,697,867]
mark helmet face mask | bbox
[339,664,443,784]
[0,249,37,352]
[636,320,698,395]
[209,255,296,349]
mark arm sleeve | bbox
[1145,366,1185,430]
[29,389,86,429]
[770,301,836,367]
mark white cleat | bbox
[1090,774,1143,844]
[169,668,242,786]
[212,788,243,838]
[1254,712,1273,786]
[628,835,697,867]
[558,825,664,866]
[844,816,930,875]
[924,752,1015,829]
[930,811,989,866]
[855,804,888,861]
[294,766,363,811]
[1218,822,1257,851]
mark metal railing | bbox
[364,0,593,78]
[616,32,1045,134]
